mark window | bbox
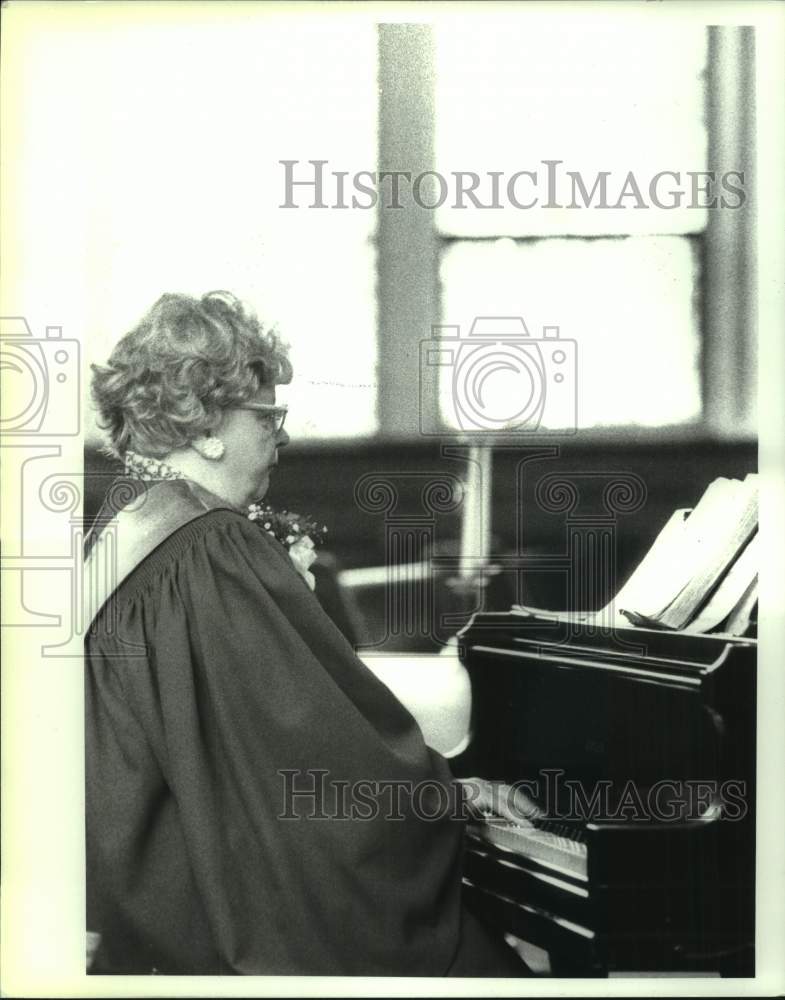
[376,20,756,440]
[71,14,754,446]
[72,10,378,446]
[435,23,707,431]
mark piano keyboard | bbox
[468,816,588,881]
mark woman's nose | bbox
[276,427,290,448]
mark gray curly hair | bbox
[91,291,292,458]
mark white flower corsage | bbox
[247,503,328,591]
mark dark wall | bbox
[268,436,756,616]
[85,435,756,616]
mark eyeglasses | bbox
[235,402,288,434]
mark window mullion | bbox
[376,23,439,438]
[703,26,757,437]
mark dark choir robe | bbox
[84,478,526,976]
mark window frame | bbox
[370,22,756,446]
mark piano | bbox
[454,613,756,977]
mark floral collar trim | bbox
[123,450,185,483]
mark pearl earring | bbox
[191,435,225,460]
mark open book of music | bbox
[513,473,758,637]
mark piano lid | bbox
[456,611,756,813]
[458,611,756,675]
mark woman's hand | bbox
[288,535,317,590]
[456,776,544,825]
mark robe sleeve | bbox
[86,511,523,976]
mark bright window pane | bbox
[43,12,380,444]
[435,22,708,237]
[439,237,701,429]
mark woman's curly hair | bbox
[91,291,292,458]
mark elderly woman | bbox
[84,291,528,977]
